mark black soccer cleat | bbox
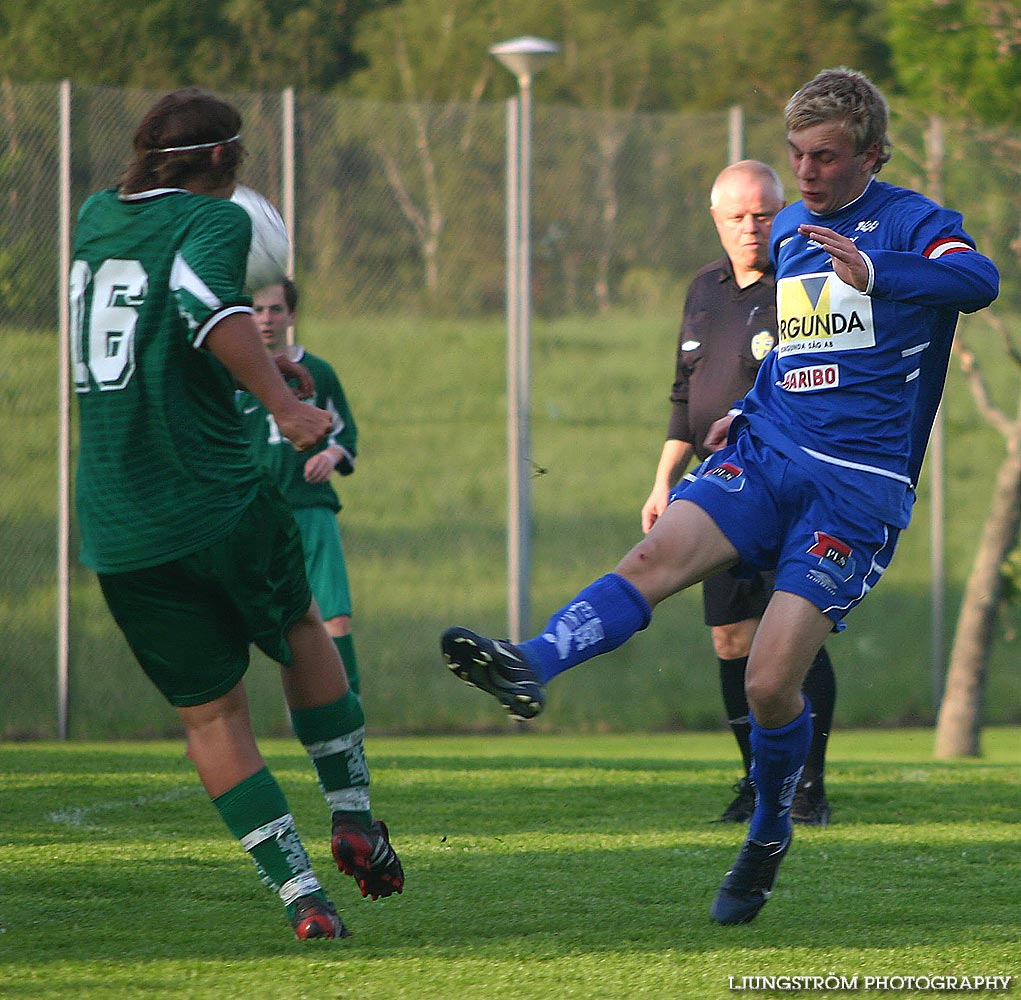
[717,776,756,823]
[441,627,546,721]
[791,778,831,826]
[331,818,405,901]
[711,835,791,925]
[291,895,351,940]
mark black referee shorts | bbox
[701,569,774,628]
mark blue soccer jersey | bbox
[734,178,999,527]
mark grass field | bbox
[1,730,1018,999]
[4,305,1021,738]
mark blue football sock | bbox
[518,573,652,683]
[748,699,813,844]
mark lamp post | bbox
[490,35,559,643]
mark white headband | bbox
[154,134,240,153]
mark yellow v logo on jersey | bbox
[800,276,829,310]
[776,272,875,357]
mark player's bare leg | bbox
[615,498,740,605]
[281,599,348,709]
[745,593,831,728]
[179,682,264,798]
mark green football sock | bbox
[333,634,361,697]
[212,767,327,919]
[290,691,372,827]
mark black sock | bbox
[800,646,836,787]
[719,656,752,776]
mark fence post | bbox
[57,79,72,740]
[282,88,296,275]
[925,113,947,712]
[728,105,744,164]
[282,87,296,349]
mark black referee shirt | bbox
[667,256,777,460]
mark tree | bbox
[340,0,505,300]
[339,0,892,310]
[927,107,1021,759]
[886,0,1021,125]
[935,310,1021,758]
[342,0,677,310]
[0,0,388,91]
[654,0,891,113]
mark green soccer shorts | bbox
[98,478,313,707]
[291,506,353,622]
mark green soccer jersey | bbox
[71,187,262,573]
[237,348,358,513]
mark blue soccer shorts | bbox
[673,429,901,625]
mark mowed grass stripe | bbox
[1,732,1018,1000]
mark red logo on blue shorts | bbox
[702,462,745,493]
[807,531,855,581]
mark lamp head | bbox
[489,36,560,83]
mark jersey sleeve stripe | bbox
[925,238,974,258]
[170,251,223,309]
[194,305,256,348]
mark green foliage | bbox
[341,0,892,114]
[1000,544,1021,606]
[653,0,892,112]
[5,0,1021,130]
[0,84,62,327]
[1,733,1019,998]
[0,0,390,90]
[342,0,507,103]
[885,0,1021,124]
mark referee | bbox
[640,160,836,826]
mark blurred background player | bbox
[640,160,836,826]
[70,87,402,941]
[239,279,364,697]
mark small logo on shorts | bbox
[706,463,741,482]
[808,531,855,581]
[806,569,838,595]
[702,462,745,493]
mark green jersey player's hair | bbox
[120,87,246,194]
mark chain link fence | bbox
[3,82,1020,738]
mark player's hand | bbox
[303,449,337,483]
[703,414,734,453]
[274,354,315,399]
[641,487,669,534]
[275,402,331,452]
[798,224,870,291]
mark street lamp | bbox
[490,35,559,643]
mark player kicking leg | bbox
[443,438,894,925]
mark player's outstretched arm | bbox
[206,312,330,451]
